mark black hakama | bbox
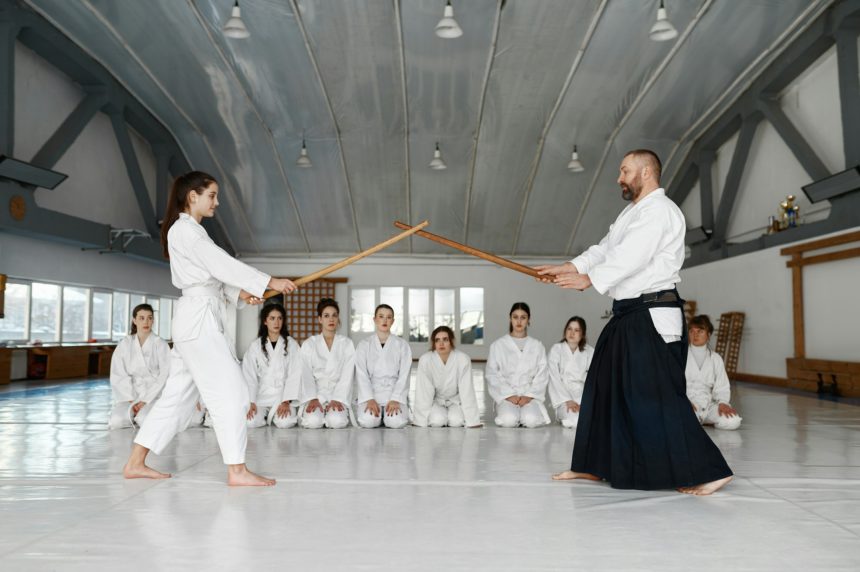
[570,289,732,490]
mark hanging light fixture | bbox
[296,139,312,168]
[223,1,250,39]
[649,0,678,42]
[435,1,463,39]
[429,143,447,170]
[567,145,584,173]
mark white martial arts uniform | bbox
[108,334,171,429]
[299,333,355,429]
[571,188,686,342]
[354,334,412,429]
[686,345,742,430]
[134,213,271,465]
[547,342,594,429]
[241,335,309,428]
[412,349,480,428]
[485,335,550,428]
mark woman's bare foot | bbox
[227,464,276,487]
[551,470,601,481]
[123,462,171,480]
[678,475,732,496]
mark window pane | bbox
[30,283,60,343]
[379,287,404,336]
[159,298,173,339]
[408,288,429,342]
[460,287,484,345]
[147,298,160,336]
[62,286,89,342]
[112,292,129,339]
[0,283,29,342]
[91,292,112,340]
[129,294,145,313]
[434,289,455,330]
[349,288,376,334]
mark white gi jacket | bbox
[485,335,550,420]
[241,336,309,408]
[300,333,356,405]
[547,342,594,409]
[354,334,412,405]
[110,334,171,405]
[570,188,686,337]
[685,347,732,410]
[168,213,270,345]
[413,349,480,427]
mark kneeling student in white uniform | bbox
[486,302,550,428]
[242,303,309,428]
[413,326,481,428]
[547,316,594,429]
[354,304,411,428]
[686,315,741,431]
[299,298,355,429]
[109,304,170,429]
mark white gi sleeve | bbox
[282,338,309,404]
[141,337,171,403]
[331,340,355,405]
[485,342,516,403]
[390,340,412,404]
[524,343,549,401]
[187,233,271,297]
[547,344,571,408]
[711,353,732,405]
[411,355,435,427]
[571,229,611,275]
[109,339,135,404]
[456,354,481,427]
[354,341,374,404]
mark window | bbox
[408,288,429,342]
[349,288,376,334]
[112,292,130,339]
[91,291,112,341]
[379,287,404,336]
[460,287,484,345]
[159,298,173,339]
[147,298,160,335]
[62,286,90,342]
[434,289,455,330]
[30,282,61,343]
[0,282,29,342]
[129,294,145,314]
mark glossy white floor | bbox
[0,371,858,571]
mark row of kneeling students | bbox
[109,299,741,431]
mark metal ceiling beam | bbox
[393,0,412,253]
[31,88,107,169]
[666,156,698,206]
[509,0,608,256]
[462,0,503,245]
[697,150,715,232]
[835,27,860,166]
[289,0,361,251]
[0,9,18,156]
[153,144,169,223]
[109,109,159,237]
[757,98,830,181]
[711,113,761,247]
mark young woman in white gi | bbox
[686,315,741,430]
[299,298,355,429]
[412,326,481,428]
[354,304,411,429]
[123,171,295,486]
[242,303,308,428]
[547,316,594,429]
[485,302,550,428]
[108,304,170,429]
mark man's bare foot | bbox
[123,463,171,480]
[227,466,276,487]
[551,470,601,481]
[678,475,732,496]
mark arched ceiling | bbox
[22,0,827,257]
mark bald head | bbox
[624,149,662,183]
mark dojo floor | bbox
[0,370,858,571]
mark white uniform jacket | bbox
[413,350,480,427]
[110,334,171,405]
[241,336,310,408]
[300,333,356,405]
[354,334,412,405]
[547,342,594,409]
[168,213,270,344]
[485,335,550,422]
[685,347,731,410]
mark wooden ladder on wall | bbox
[715,312,745,375]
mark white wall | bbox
[236,256,610,360]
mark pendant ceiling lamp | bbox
[649,0,678,42]
[435,1,463,39]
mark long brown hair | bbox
[258,303,290,358]
[559,316,587,351]
[160,171,217,258]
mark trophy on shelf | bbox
[767,195,801,234]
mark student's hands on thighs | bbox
[277,401,291,418]
[247,403,257,420]
[365,399,381,417]
[519,396,533,406]
[327,400,344,412]
[385,401,401,415]
[566,400,579,413]
[718,403,737,417]
[306,398,322,413]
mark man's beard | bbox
[621,182,641,201]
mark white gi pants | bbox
[495,400,545,428]
[300,404,350,429]
[555,404,580,429]
[247,404,299,429]
[356,401,408,429]
[428,403,465,428]
[696,402,742,431]
[108,400,156,430]
[135,312,249,465]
